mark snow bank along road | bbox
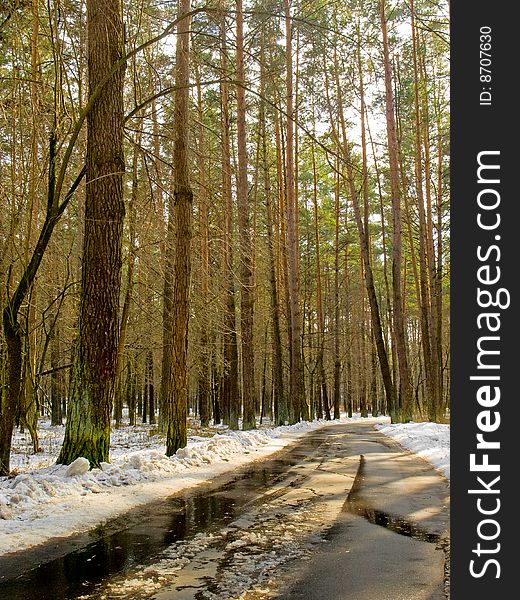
[0,421,450,600]
[0,419,329,555]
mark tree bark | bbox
[195,67,211,429]
[417,23,443,420]
[0,316,22,474]
[284,0,306,423]
[20,0,42,453]
[58,0,125,466]
[311,138,330,421]
[380,0,412,420]
[409,0,437,420]
[260,47,287,426]
[165,0,193,456]
[114,138,139,426]
[236,0,255,430]
[220,4,239,430]
[333,162,341,420]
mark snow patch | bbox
[375,421,450,478]
[0,414,448,558]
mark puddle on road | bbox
[344,455,440,544]
[346,502,441,543]
[0,440,324,600]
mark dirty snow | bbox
[75,453,340,600]
[375,421,450,479]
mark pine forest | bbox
[0,0,449,473]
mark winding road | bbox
[0,422,449,600]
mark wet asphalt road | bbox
[0,422,449,600]
[276,424,449,600]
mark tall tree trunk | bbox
[220,4,239,430]
[409,0,436,420]
[155,46,171,431]
[165,0,193,456]
[160,149,175,430]
[311,137,330,421]
[195,66,211,428]
[284,0,306,423]
[367,117,393,380]
[380,0,412,421]
[333,162,341,420]
[20,0,42,453]
[275,112,291,369]
[395,57,424,413]
[265,158,286,426]
[236,0,255,430]
[260,43,286,425]
[343,212,353,419]
[0,318,22,474]
[58,0,125,466]
[114,137,139,426]
[359,270,368,418]
[418,24,443,420]
[435,87,445,415]
[370,333,379,416]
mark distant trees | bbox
[0,0,450,473]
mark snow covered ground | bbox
[375,421,450,479]
[0,415,450,558]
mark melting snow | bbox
[0,418,333,556]
[375,421,450,478]
[0,415,449,558]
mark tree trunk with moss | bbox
[58,0,125,467]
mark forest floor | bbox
[0,416,449,558]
